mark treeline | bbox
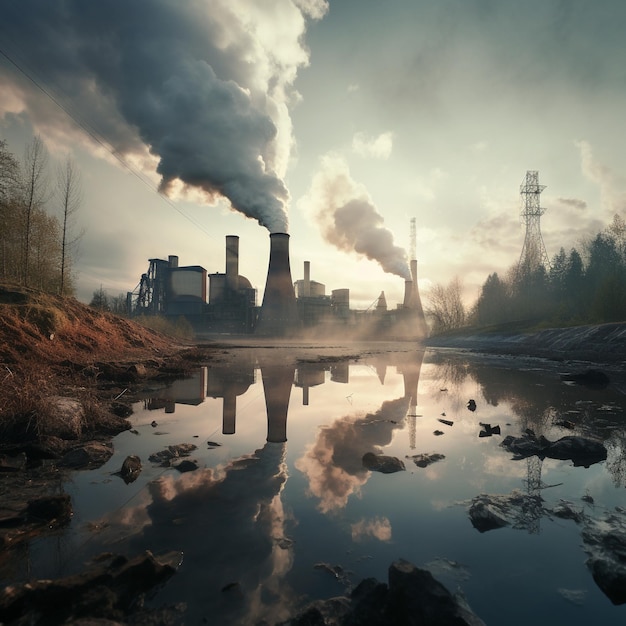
[427,214,626,334]
[0,137,82,295]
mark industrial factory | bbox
[127,233,428,339]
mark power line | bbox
[0,43,217,241]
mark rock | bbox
[467,399,477,412]
[479,423,500,438]
[41,396,85,440]
[148,443,198,467]
[410,452,445,468]
[581,509,626,604]
[438,418,454,426]
[110,401,133,418]
[58,442,113,469]
[468,491,544,533]
[561,368,610,389]
[173,459,198,473]
[26,495,72,524]
[546,436,607,467]
[0,453,27,472]
[501,432,607,467]
[0,550,178,624]
[280,560,484,626]
[433,430,445,436]
[127,363,148,378]
[118,455,142,483]
[386,559,485,625]
[362,452,405,474]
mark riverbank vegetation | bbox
[426,214,626,335]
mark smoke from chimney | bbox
[0,2,329,233]
[301,155,411,279]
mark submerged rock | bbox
[362,452,405,474]
[561,368,610,389]
[409,452,446,468]
[468,490,544,533]
[149,443,198,467]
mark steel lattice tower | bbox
[518,171,550,270]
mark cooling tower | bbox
[256,233,298,336]
[260,360,296,443]
[411,259,429,337]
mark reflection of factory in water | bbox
[126,232,428,339]
[140,351,424,445]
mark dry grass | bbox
[0,284,185,442]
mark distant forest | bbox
[0,137,82,296]
[427,214,626,334]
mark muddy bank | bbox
[424,321,626,365]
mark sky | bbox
[1,0,625,310]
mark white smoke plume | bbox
[301,154,411,279]
[0,0,328,233]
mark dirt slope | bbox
[0,284,179,370]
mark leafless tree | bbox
[21,136,49,286]
[425,276,466,334]
[56,156,83,295]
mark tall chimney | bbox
[403,280,413,309]
[225,235,239,292]
[303,261,311,297]
[256,233,298,336]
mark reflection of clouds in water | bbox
[351,516,392,542]
[96,443,296,625]
[295,397,409,512]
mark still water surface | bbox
[17,346,626,624]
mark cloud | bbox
[300,154,411,279]
[351,517,392,542]
[352,131,393,159]
[557,197,587,211]
[577,140,626,216]
[0,0,327,233]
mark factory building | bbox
[127,232,428,339]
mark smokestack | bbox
[168,255,179,268]
[225,235,239,292]
[303,261,311,297]
[403,280,413,309]
[256,233,298,336]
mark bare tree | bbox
[425,276,466,334]
[21,136,49,286]
[56,156,83,295]
[0,140,21,280]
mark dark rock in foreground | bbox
[149,443,198,467]
[280,559,484,625]
[501,432,607,467]
[362,452,405,474]
[0,550,179,624]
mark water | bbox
[7,345,626,624]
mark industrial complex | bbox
[126,232,428,339]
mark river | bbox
[5,344,626,625]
